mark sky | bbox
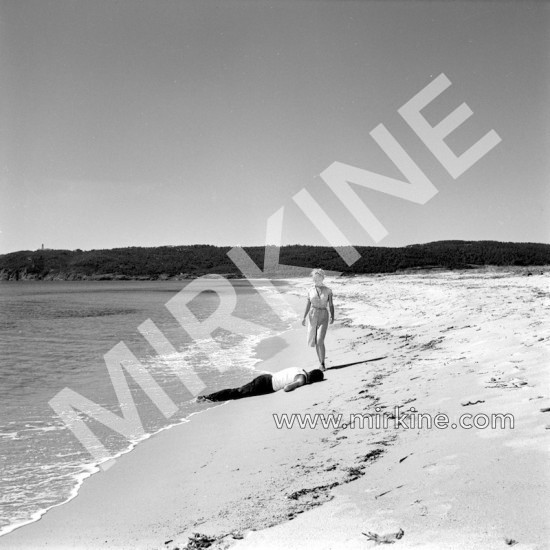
[1,0,549,253]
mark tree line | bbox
[1,241,549,280]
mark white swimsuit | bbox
[306,285,332,347]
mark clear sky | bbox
[1,0,548,253]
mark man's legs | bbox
[200,374,274,402]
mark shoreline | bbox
[0,288,299,542]
[1,284,394,549]
[2,264,549,283]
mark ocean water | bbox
[0,279,295,536]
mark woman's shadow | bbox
[327,356,387,370]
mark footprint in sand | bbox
[422,461,459,475]
[537,405,550,428]
[485,377,528,389]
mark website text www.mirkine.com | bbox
[273,407,515,431]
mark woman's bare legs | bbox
[315,341,325,368]
[316,319,329,370]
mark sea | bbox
[0,279,296,537]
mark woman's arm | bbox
[284,374,307,392]
[302,298,311,326]
[328,290,335,324]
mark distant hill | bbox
[1,241,549,281]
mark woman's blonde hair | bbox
[311,268,326,281]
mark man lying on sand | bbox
[197,367,324,402]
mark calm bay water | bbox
[0,279,293,536]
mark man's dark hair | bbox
[308,369,324,383]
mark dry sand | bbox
[2,271,549,549]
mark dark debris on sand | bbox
[357,448,385,463]
[287,482,340,501]
[183,532,217,549]
[363,528,404,544]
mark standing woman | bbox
[302,268,334,370]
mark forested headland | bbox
[1,241,549,281]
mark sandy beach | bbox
[2,271,549,550]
